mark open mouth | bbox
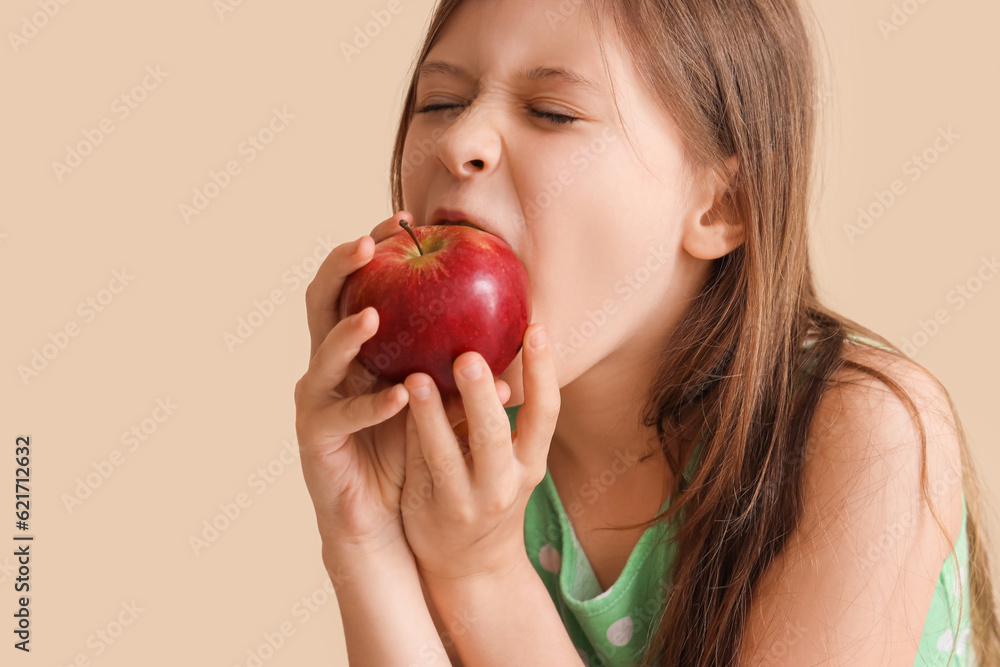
[437,220,483,232]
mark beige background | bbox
[2,0,996,664]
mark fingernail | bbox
[531,326,547,349]
[409,382,430,400]
[461,362,483,380]
[353,236,367,254]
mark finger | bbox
[304,210,413,359]
[440,392,469,429]
[299,306,408,410]
[402,408,433,518]
[297,381,409,456]
[512,324,560,474]
[403,373,471,500]
[452,352,515,490]
[370,209,414,243]
[445,379,510,432]
[305,236,374,360]
[449,378,510,459]
[497,378,511,403]
[303,306,378,394]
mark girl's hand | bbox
[400,323,559,583]
[294,210,471,563]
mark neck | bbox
[539,251,712,494]
[546,347,677,520]
[547,323,672,488]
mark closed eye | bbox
[414,103,579,126]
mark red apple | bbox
[338,220,531,397]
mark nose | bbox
[434,104,501,178]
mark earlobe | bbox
[683,214,744,261]
[682,155,744,260]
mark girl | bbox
[294,0,1000,664]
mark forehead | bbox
[417,59,607,97]
[419,0,622,94]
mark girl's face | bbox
[401,0,725,406]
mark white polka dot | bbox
[607,616,634,646]
[539,544,561,573]
[956,627,971,656]
[953,564,966,599]
[937,628,955,653]
[576,647,589,665]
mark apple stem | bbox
[399,220,424,256]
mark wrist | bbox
[416,556,581,666]
[322,530,453,667]
[420,555,534,605]
[322,524,413,579]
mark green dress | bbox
[510,334,974,666]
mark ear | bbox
[681,154,744,261]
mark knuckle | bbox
[454,503,476,524]
[305,345,324,373]
[348,393,373,425]
[483,486,517,515]
[469,417,500,443]
[540,400,561,423]
[303,281,318,305]
[483,494,508,515]
[293,374,313,405]
[304,288,325,319]
[526,463,547,488]
[341,395,359,424]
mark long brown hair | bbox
[387,1,1000,665]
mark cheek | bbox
[513,245,616,381]
[518,194,680,372]
[399,129,435,197]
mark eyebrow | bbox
[416,60,604,95]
